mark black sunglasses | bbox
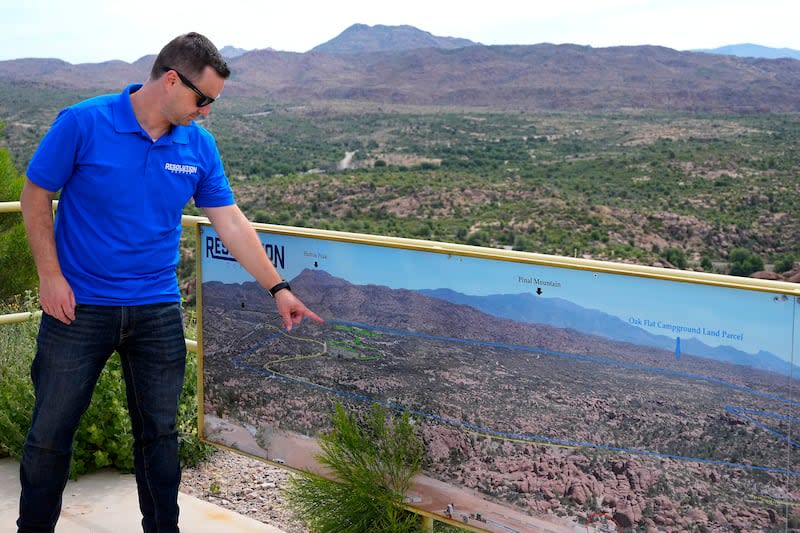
[163,67,215,107]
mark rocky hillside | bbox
[3,24,800,112]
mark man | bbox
[18,32,323,533]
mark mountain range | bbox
[3,24,800,112]
[418,288,797,376]
[697,43,800,60]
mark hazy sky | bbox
[3,0,799,64]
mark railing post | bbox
[421,515,434,532]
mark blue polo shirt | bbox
[26,84,235,305]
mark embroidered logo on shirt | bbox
[164,162,198,175]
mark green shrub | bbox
[728,247,764,277]
[0,313,38,457]
[465,230,490,247]
[0,148,37,299]
[0,300,213,477]
[773,253,796,273]
[286,402,439,533]
[661,247,687,269]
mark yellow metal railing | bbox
[0,310,41,325]
[0,200,22,213]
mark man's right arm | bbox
[20,178,75,324]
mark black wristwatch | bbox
[267,280,291,298]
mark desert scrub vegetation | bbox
[0,296,213,477]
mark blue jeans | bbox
[17,303,187,533]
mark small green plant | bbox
[209,481,221,495]
[70,352,134,474]
[286,402,437,533]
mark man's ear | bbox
[162,69,177,89]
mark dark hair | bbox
[150,32,230,81]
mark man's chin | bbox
[179,115,201,125]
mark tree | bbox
[728,247,764,277]
[661,247,687,269]
[0,146,37,299]
[773,253,796,273]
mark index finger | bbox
[303,308,324,324]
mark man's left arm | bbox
[203,204,323,331]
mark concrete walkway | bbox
[0,458,287,533]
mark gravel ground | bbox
[180,449,309,533]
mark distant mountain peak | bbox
[695,43,800,60]
[219,45,259,59]
[311,23,479,55]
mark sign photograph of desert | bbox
[198,224,798,533]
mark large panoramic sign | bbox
[198,222,799,533]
